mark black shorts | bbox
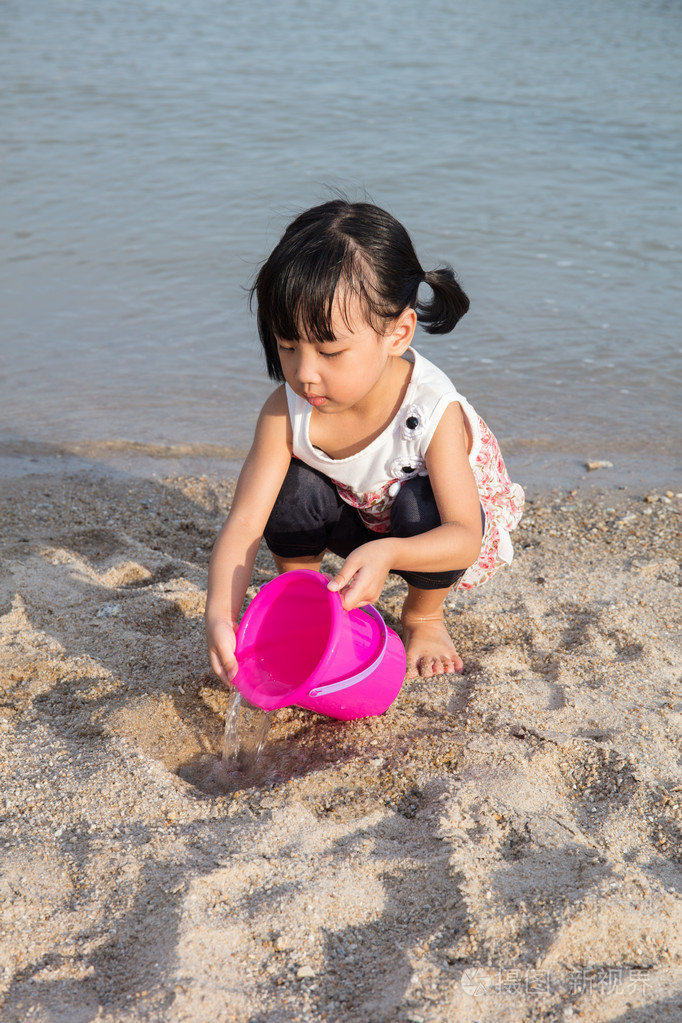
[264,459,483,590]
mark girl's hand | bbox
[327,540,395,611]
[206,616,239,686]
[204,384,292,688]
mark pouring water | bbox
[222,689,272,772]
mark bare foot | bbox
[401,612,464,679]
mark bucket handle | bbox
[308,605,388,699]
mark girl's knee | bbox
[390,476,441,537]
[264,461,341,555]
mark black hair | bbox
[250,199,470,382]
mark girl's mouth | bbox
[304,394,328,407]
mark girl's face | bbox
[276,296,415,414]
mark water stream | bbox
[221,689,272,773]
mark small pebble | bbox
[296,965,316,979]
[96,603,123,618]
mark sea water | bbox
[2,0,681,488]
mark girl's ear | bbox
[386,307,417,355]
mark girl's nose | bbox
[294,347,320,384]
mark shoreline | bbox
[1,431,680,495]
[1,465,681,1021]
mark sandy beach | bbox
[1,458,680,1022]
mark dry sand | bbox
[0,464,680,1022]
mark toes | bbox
[404,646,464,679]
[417,656,438,678]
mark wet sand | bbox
[0,465,680,1022]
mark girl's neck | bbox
[308,353,413,460]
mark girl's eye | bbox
[276,343,344,358]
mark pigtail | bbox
[417,266,470,334]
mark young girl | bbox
[206,200,524,682]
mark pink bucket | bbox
[233,570,406,720]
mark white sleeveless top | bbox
[285,347,525,590]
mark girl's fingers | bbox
[210,648,238,686]
[327,572,364,611]
[339,579,374,612]
[328,568,383,610]
[326,569,354,593]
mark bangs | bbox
[259,242,389,339]
[252,237,395,381]
[261,237,348,345]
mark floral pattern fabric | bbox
[458,414,525,590]
[333,478,399,532]
[332,412,524,590]
[285,350,524,591]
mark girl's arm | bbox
[328,402,483,608]
[205,387,292,683]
